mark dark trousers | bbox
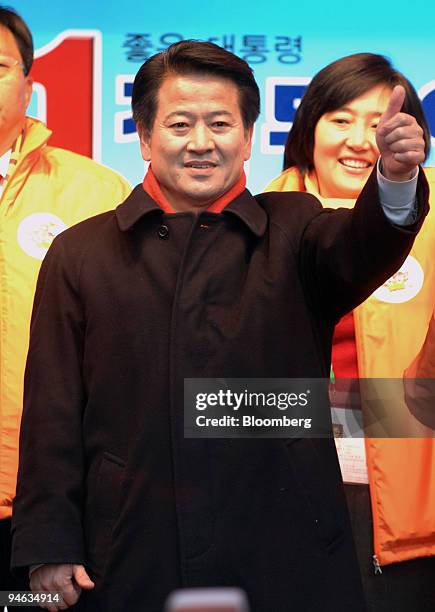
[0,518,39,611]
[345,484,435,612]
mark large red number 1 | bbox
[31,30,101,160]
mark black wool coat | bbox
[12,169,428,611]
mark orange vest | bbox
[265,166,435,565]
[0,118,131,520]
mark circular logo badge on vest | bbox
[17,213,68,260]
[372,255,424,304]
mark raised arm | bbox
[299,85,429,322]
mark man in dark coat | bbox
[12,41,428,612]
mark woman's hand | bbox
[376,85,425,180]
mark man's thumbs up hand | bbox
[376,85,425,180]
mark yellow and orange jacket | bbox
[265,166,435,566]
[0,118,131,520]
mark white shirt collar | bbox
[0,149,12,177]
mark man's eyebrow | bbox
[163,110,236,121]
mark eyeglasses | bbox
[0,55,25,78]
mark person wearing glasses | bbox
[0,7,131,604]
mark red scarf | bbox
[142,166,246,214]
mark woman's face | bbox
[312,85,392,198]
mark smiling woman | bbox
[265,52,435,612]
[312,84,390,198]
[279,53,430,181]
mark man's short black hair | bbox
[132,40,260,135]
[0,6,33,75]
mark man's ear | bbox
[24,76,33,110]
[243,125,254,162]
[139,127,151,162]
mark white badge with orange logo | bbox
[372,255,424,304]
[17,213,68,260]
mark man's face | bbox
[0,25,32,153]
[140,73,253,212]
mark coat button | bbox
[158,224,169,239]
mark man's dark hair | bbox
[132,40,260,134]
[0,6,33,75]
[284,52,431,171]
